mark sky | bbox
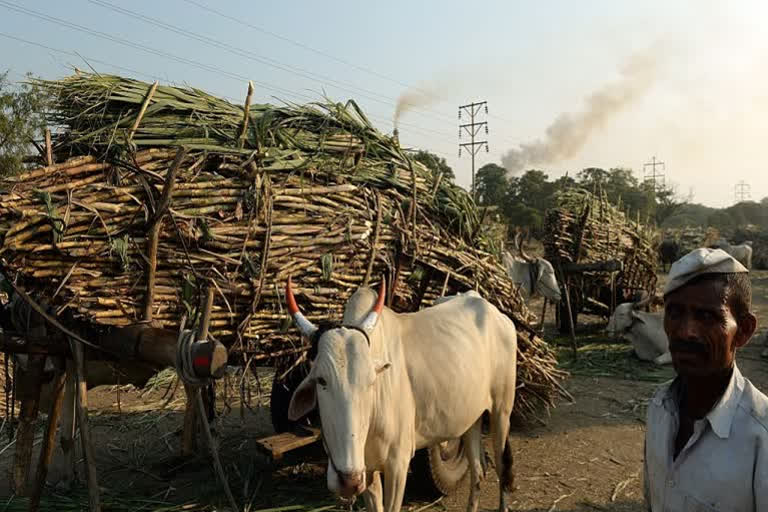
[2,0,768,208]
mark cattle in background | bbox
[709,240,753,269]
[285,278,519,512]
[729,244,753,269]
[658,238,681,272]
[502,233,562,303]
[606,295,672,365]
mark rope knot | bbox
[175,329,209,388]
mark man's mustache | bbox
[669,339,709,354]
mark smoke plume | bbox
[501,47,660,174]
[394,89,439,130]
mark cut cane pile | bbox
[0,73,567,419]
[543,188,660,315]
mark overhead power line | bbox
[181,0,522,129]
[88,0,457,129]
[0,2,455,141]
[0,32,457,162]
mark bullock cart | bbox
[543,188,659,334]
[0,73,566,502]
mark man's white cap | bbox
[664,247,748,296]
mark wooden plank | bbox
[255,427,321,460]
[29,368,66,512]
[72,341,101,512]
[12,353,45,495]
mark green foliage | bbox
[0,70,49,176]
[475,163,508,206]
[412,149,455,181]
[467,163,692,236]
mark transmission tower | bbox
[458,101,489,201]
[643,156,666,193]
[735,181,751,203]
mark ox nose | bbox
[337,471,365,497]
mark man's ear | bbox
[287,373,317,421]
[734,312,758,349]
[373,359,391,376]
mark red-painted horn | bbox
[373,277,386,314]
[285,276,318,338]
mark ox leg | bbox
[491,407,515,512]
[363,470,383,512]
[464,419,484,512]
[382,457,409,512]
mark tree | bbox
[412,150,455,181]
[0,71,49,176]
[515,170,555,212]
[653,183,686,226]
[576,167,611,191]
[474,163,508,206]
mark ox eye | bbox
[317,377,327,387]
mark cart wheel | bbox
[267,364,311,434]
[411,439,469,497]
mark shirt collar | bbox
[655,363,745,439]
[706,363,745,439]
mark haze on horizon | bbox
[2,0,767,208]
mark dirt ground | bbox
[1,271,767,511]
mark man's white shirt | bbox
[644,364,768,511]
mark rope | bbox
[174,328,208,388]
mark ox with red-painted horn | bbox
[284,276,519,512]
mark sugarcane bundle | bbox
[0,73,566,419]
[543,187,659,315]
[663,226,720,256]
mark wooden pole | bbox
[144,148,186,322]
[58,360,78,488]
[29,367,66,512]
[539,299,548,332]
[181,382,198,456]
[196,391,238,512]
[127,81,158,142]
[198,286,214,341]
[144,222,161,322]
[182,286,215,456]
[71,341,101,512]
[44,128,53,167]
[12,354,45,496]
[193,286,239,512]
[558,265,578,359]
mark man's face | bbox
[663,278,755,377]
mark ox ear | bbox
[287,374,317,421]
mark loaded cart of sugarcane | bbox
[543,188,660,335]
[0,73,567,506]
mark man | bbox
[643,248,768,511]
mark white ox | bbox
[712,240,753,269]
[285,278,518,512]
[501,234,561,303]
[729,244,753,270]
[606,297,672,365]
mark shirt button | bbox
[668,478,675,488]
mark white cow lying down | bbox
[606,298,672,365]
[286,279,518,512]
